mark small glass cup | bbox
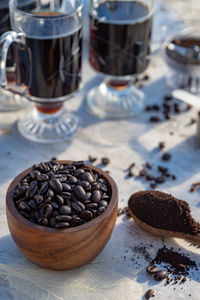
[87,0,154,119]
[0,0,83,143]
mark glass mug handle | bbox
[0,31,26,95]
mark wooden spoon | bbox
[128,190,200,245]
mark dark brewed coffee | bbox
[89,0,152,76]
[15,12,82,99]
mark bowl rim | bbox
[6,160,118,233]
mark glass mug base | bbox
[0,89,30,112]
[87,80,146,119]
[18,106,81,144]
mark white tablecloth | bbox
[0,2,200,299]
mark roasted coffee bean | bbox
[74,185,86,200]
[52,174,63,178]
[158,166,168,173]
[20,211,30,219]
[144,289,154,299]
[73,161,85,168]
[40,181,49,194]
[155,175,166,184]
[55,222,70,228]
[62,183,72,192]
[37,218,48,226]
[172,175,176,180]
[154,270,167,281]
[34,194,43,204]
[52,209,59,217]
[74,168,84,177]
[61,191,71,197]
[150,116,161,122]
[56,215,72,222]
[52,202,59,209]
[15,197,26,204]
[44,197,52,204]
[92,183,101,190]
[65,164,76,171]
[139,169,147,176]
[38,162,50,172]
[146,174,154,181]
[92,190,101,202]
[16,186,27,196]
[30,170,41,179]
[99,200,108,208]
[85,192,92,201]
[47,189,54,198]
[55,195,64,206]
[34,210,41,220]
[49,217,56,227]
[86,203,98,210]
[72,201,85,213]
[37,174,49,182]
[80,210,93,221]
[98,178,106,184]
[102,193,109,200]
[19,201,31,212]
[159,141,165,149]
[59,177,67,183]
[26,184,38,198]
[81,172,94,183]
[71,215,81,226]
[101,157,110,165]
[146,265,158,274]
[97,206,105,215]
[49,178,63,193]
[41,204,53,218]
[77,181,90,189]
[88,155,97,163]
[145,162,152,169]
[28,199,37,210]
[162,152,171,161]
[59,205,71,215]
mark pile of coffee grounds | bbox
[151,247,197,275]
[128,190,200,235]
[146,246,198,286]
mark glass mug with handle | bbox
[0,0,37,112]
[87,0,154,119]
[0,0,83,143]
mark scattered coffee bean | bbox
[164,95,173,101]
[150,116,161,122]
[189,187,195,192]
[158,166,168,173]
[146,174,154,181]
[139,169,147,177]
[145,162,152,169]
[154,270,167,281]
[172,175,176,180]
[101,157,110,165]
[144,289,154,299]
[162,152,171,161]
[128,169,135,177]
[146,265,158,274]
[155,175,166,184]
[158,141,165,150]
[88,155,97,163]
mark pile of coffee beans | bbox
[12,161,111,228]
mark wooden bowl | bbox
[6,161,118,270]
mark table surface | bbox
[0,2,200,300]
